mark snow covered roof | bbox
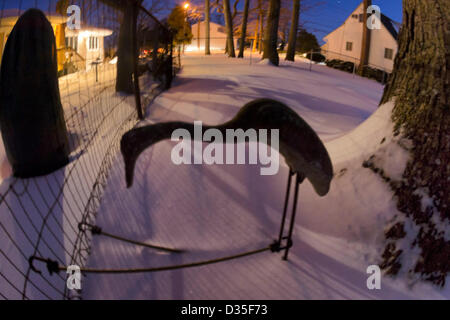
[66,25,113,37]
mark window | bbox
[88,36,99,51]
[352,14,358,19]
[65,36,78,51]
[384,48,394,60]
[359,14,364,22]
[346,42,353,51]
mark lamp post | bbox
[183,2,189,53]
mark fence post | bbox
[309,49,313,71]
[132,1,143,120]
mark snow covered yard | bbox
[83,53,449,299]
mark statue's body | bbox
[121,99,333,196]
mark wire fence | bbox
[0,0,176,300]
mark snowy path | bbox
[83,54,448,299]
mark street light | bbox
[182,2,190,54]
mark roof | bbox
[322,2,400,43]
[380,13,399,40]
[0,9,67,26]
[66,25,113,37]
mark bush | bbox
[325,59,390,83]
[361,66,389,83]
[325,59,354,73]
[58,61,78,77]
[306,52,326,63]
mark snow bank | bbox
[298,102,404,254]
[82,54,448,299]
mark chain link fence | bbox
[0,0,177,300]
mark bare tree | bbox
[258,0,265,53]
[237,0,250,58]
[223,0,236,57]
[100,0,143,93]
[262,0,281,65]
[285,0,300,61]
[377,0,449,285]
[205,0,211,55]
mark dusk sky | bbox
[2,0,403,44]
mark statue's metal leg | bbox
[283,173,303,261]
[277,168,294,245]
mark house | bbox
[64,25,113,71]
[0,9,112,72]
[0,9,66,70]
[321,2,400,72]
[188,21,237,52]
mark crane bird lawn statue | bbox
[121,99,333,260]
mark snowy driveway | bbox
[83,53,447,299]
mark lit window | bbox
[346,42,353,51]
[89,36,99,50]
[65,36,78,51]
[384,48,394,60]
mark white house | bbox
[65,26,113,70]
[0,9,112,72]
[321,1,400,72]
[187,21,237,52]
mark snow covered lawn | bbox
[83,53,449,299]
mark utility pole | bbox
[358,0,371,75]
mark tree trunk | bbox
[116,1,136,94]
[357,0,371,74]
[223,0,236,57]
[285,0,300,61]
[252,15,259,52]
[238,0,250,58]
[205,0,211,55]
[258,8,264,53]
[198,18,201,50]
[379,0,449,286]
[262,0,281,65]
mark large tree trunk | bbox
[379,0,449,286]
[285,0,300,61]
[223,0,236,57]
[262,0,281,65]
[357,0,371,74]
[238,0,250,58]
[205,0,211,55]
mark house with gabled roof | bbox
[321,1,400,72]
[0,9,112,73]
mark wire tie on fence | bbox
[46,259,60,275]
[78,222,102,235]
[90,225,103,235]
[28,256,42,275]
[269,238,293,253]
[270,240,281,253]
[29,256,60,275]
